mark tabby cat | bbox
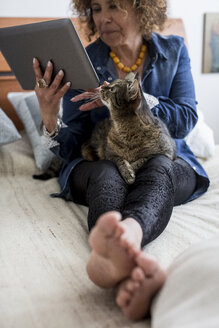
[81,72,176,184]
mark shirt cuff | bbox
[43,121,67,149]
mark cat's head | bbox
[100,72,142,116]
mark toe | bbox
[136,253,158,277]
[126,280,140,293]
[88,211,123,250]
[88,226,98,248]
[120,235,140,257]
[116,289,131,308]
[98,211,123,236]
[115,223,125,239]
[131,267,145,282]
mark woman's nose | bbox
[101,10,113,23]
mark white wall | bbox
[1,0,219,142]
[168,0,219,143]
[0,0,72,18]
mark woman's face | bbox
[90,0,140,48]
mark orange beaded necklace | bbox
[110,44,147,73]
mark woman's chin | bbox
[100,33,122,48]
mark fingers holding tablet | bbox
[33,57,50,90]
[50,69,65,92]
[33,57,71,128]
[33,57,71,92]
[33,57,44,82]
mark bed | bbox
[0,17,219,328]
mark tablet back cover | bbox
[0,18,100,90]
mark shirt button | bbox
[108,76,113,81]
[96,66,101,71]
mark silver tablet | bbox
[0,18,100,90]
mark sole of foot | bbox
[86,211,142,288]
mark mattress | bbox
[0,134,219,328]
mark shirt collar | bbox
[147,33,168,60]
[91,38,110,76]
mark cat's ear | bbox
[128,78,139,101]
[134,72,141,82]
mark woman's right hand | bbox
[33,57,71,132]
[70,81,109,111]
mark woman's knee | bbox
[137,155,196,205]
[89,160,124,183]
[138,155,175,180]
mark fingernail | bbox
[58,70,64,75]
[47,60,52,67]
[66,82,71,87]
[33,57,36,63]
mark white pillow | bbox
[145,93,215,159]
[0,108,21,146]
[185,109,215,158]
[7,92,55,170]
[152,235,219,328]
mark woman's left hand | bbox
[70,81,108,111]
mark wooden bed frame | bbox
[0,17,186,131]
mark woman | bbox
[33,0,209,321]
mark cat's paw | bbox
[124,172,135,184]
[120,160,136,184]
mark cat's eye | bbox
[104,85,115,92]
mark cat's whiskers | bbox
[84,92,101,104]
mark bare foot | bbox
[116,252,166,321]
[86,211,143,288]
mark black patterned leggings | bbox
[69,155,197,247]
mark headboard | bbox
[0,17,187,130]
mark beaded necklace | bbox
[110,44,147,73]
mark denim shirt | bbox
[50,33,209,201]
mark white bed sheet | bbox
[0,134,218,328]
